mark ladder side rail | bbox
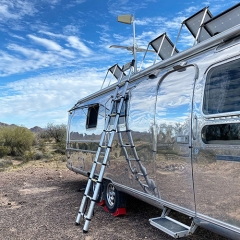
[76,88,120,225]
[79,104,122,228]
[75,143,105,224]
[77,60,134,232]
[92,65,133,199]
[77,106,124,226]
[82,180,102,232]
[82,66,133,231]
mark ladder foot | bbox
[83,230,88,234]
[75,222,80,226]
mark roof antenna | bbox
[110,15,154,73]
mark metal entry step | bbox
[149,216,191,238]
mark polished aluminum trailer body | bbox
[67,5,240,239]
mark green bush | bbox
[44,123,66,143]
[0,126,34,156]
[0,146,10,158]
[23,151,36,162]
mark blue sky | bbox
[0,0,238,128]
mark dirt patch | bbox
[0,160,230,240]
[19,186,58,195]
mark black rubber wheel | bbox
[103,181,127,213]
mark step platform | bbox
[149,216,191,238]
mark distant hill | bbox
[0,122,43,133]
[0,122,18,127]
[30,126,44,133]
[0,122,8,127]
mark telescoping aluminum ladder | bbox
[75,59,135,233]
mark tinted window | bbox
[202,123,240,145]
[203,59,240,115]
[86,105,99,129]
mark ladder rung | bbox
[128,158,137,161]
[118,129,131,133]
[104,129,115,132]
[122,144,133,147]
[78,212,88,219]
[113,96,123,101]
[109,113,117,117]
[85,195,93,201]
[94,161,103,165]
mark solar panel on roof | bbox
[150,33,178,60]
[109,64,125,79]
[202,3,240,37]
[183,7,212,43]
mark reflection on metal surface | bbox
[155,66,196,210]
[117,122,159,197]
[125,78,159,194]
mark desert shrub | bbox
[0,126,34,156]
[37,138,47,153]
[23,151,36,162]
[0,146,10,158]
[44,123,66,143]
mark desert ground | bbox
[0,159,230,240]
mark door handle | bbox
[192,115,197,140]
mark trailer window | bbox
[203,59,240,115]
[202,123,240,145]
[86,104,99,129]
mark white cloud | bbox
[108,0,150,16]
[135,16,166,26]
[0,69,105,128]
[28,34,63,51]
[38,30,65,38]
[67,36,92,56]
[28,34,76,58]
[63,25,80,35]
[1,42,75,77]
[0,0,36,21]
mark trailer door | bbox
[155,65,197,212]
[193,58,240,229]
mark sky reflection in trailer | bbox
[0,0,237,128]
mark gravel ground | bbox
[0,160,230,240]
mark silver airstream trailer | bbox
[66,3,240,239]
